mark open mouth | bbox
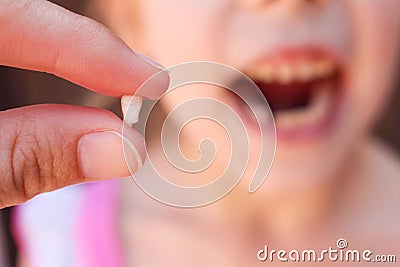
[245,51,343,139]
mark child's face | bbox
[106,0,400,191]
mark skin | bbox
[1,0,398,265]
[95,0,400,265]
[102,0,400,192]
[0,0,169,208]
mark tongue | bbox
[256,81,312,111]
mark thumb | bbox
[0,104,144,208]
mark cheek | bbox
[133,0,230,65]
[346,0,400,131]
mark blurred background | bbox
[0,0,399,266]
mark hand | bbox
[0,0,168,208]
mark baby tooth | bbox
[275,112,299,130]
[248,69,258,80]
[309,83,333,120]
[297,62,315,82]
[255,65,274,82]
[276,64,293,85]
[121,95,143,126]
[275,109,311,130]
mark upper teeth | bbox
[249,58,336,84]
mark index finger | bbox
[0,0,168,98]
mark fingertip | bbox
[0,0,170,99]
[131,52,171,99]
[133,66,170,99]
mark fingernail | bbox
[135,51,166,70]
[78,131,143,179]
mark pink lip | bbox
[235,85,344,144]
[236,45,348,143]
[250,44,348,70]
[274,92,344,143]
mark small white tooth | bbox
[248,69,258,80]
[315,59,335,78]
[249,68,258,80]
[275,109,310,130]
[276,64,294,85]
[302,102,323,125]
[297,62,316,82]
[264,65,275,82]
[309,82,333,120]
[253,68,263,80]
[121,95,143,126]
[275,112,300,130]
[251,66,263,81]
[275,104,313,129]
[255,65,274,82]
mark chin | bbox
[258,143,346,195]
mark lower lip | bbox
[234,87,344,144]
[275,100,339,142]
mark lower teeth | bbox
[274,82,334,130]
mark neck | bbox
[197,147,361,242]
